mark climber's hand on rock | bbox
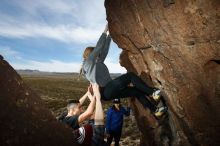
[104,23,108,33]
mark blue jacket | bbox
[106,105,131,133]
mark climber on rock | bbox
[58,85,96,129]
[106,98,131,146]
[79,23,167,118]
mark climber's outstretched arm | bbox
[88,24,108,62]
[92,83,104,125]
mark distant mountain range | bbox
[16,69,76,75]
[16,69,122,77]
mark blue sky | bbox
[0,0,126,73]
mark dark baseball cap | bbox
[113,98,120,103]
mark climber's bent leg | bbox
[125,72,155,95]
[102,72,157,101]
[102,80,157,112]
[125,72,162,102]
[102,85,167,117]
[117,87,157,112]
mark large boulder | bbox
[0,57,77,146]
[105,0,220,145]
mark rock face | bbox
[105,0,220,146]
[0,57,77,146]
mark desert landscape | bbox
[0,0,219,145]
[19,71,141,146]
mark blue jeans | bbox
[91,125,107,146]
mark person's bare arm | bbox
[79,85,93,105]
[79,84,93,105]
[87,90,93,102]
[79,91,88,106]
[92,83,104,125]
[78,85,95,123]
[78,95,96,124]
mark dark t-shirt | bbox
[63,115,80,130]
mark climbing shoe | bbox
[152,89,161,101]
[154,106,168,117]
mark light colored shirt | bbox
[83,33,112,87]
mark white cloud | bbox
[11,59,127,73]
[19,0,77,15]
[0,23,102,43]
[0,0,127,73]
[0,46,22,60]
[0,0,106,44]
[12,60,81,72]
